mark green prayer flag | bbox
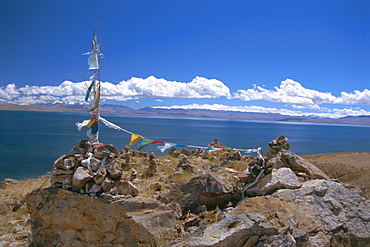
[137,138,155,150]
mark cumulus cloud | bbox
[154,103,370,118]
[1,77,369,118]
[0,76,230,105]
[233,79,370,108]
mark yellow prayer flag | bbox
[130,134,144,145]
[86,118,96,128]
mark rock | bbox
[50,174,72,189]
[291,227,309,247]
[242,235,259,247]
[273,179,370,245]
[231,196,321,235]
[52,168,73,175]
[164,214,278,247]
[256,234,296,247]
[277,150,330,180]
[0,241,9,247]
[93,167,107,184]
[72,145,86,154]
[53,155,68,170]
[13,224,26,233]
[103,144,118,154]
[72,167,93,189]
[0,178,19,189]
[233,179,370,246]
[167,202,183,218]
[119,197,182,244]
[101,177,114,192]
[308,232,331,247]
[160,174,237,213]
[114,179,139,196]
[89,157,102,172]
[93,146,110,159]
[266,135,291,158]
[26,188,181,246]
[244,167,301,196]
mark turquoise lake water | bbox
[1,110,369,181]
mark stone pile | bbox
[51,140,142,197]
[266,135,291,158]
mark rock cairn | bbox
[266,135,291,158]
[51,140,144,197]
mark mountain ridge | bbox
[1,102,369,126]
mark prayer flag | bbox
[157,143,186,153]
[137,138,155,150]
[76,119,90,131]
[130,134,144,145]
[137,139,164,150]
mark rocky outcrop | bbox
[229,179,370,246]
[159,174,238,213]
[25,137,370,246]
[164,214,278,247]
[276,150,330,180]
[244,167,302,196]
[26,188,181,246]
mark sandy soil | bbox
[302,152,370,169]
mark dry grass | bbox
[302,152,370,199]
[0,175,49,245]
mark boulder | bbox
[114,179,139,196]
[160,174,237,213]
[50,174,73,189]
[277,150,330,180]
[256,234,297,247]
[232,179,370,246]
[244,167,301,196]
[72,167,93,189]
[26,188,181,246]
[164,214,278,247]
[0,178,19,189]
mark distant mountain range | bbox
[1,102,369,126]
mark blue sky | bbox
[1,0,369,118]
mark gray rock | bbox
[160,174,236,213]
[245,168,301,196]
[256,234,296,247]
[165,214,278,247]
[271,180,370,246]
[277,150,330,180]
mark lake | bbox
[0,110,369,181]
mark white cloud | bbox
[0,83,20,100]
[109,76,231,98]
[234,79,370,108]
[234,79,337,108]
[1,77,369,118]
[154,103,370,119]
[0,76,230,105]
[335,89,370,105]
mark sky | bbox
[0,0,369,118]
